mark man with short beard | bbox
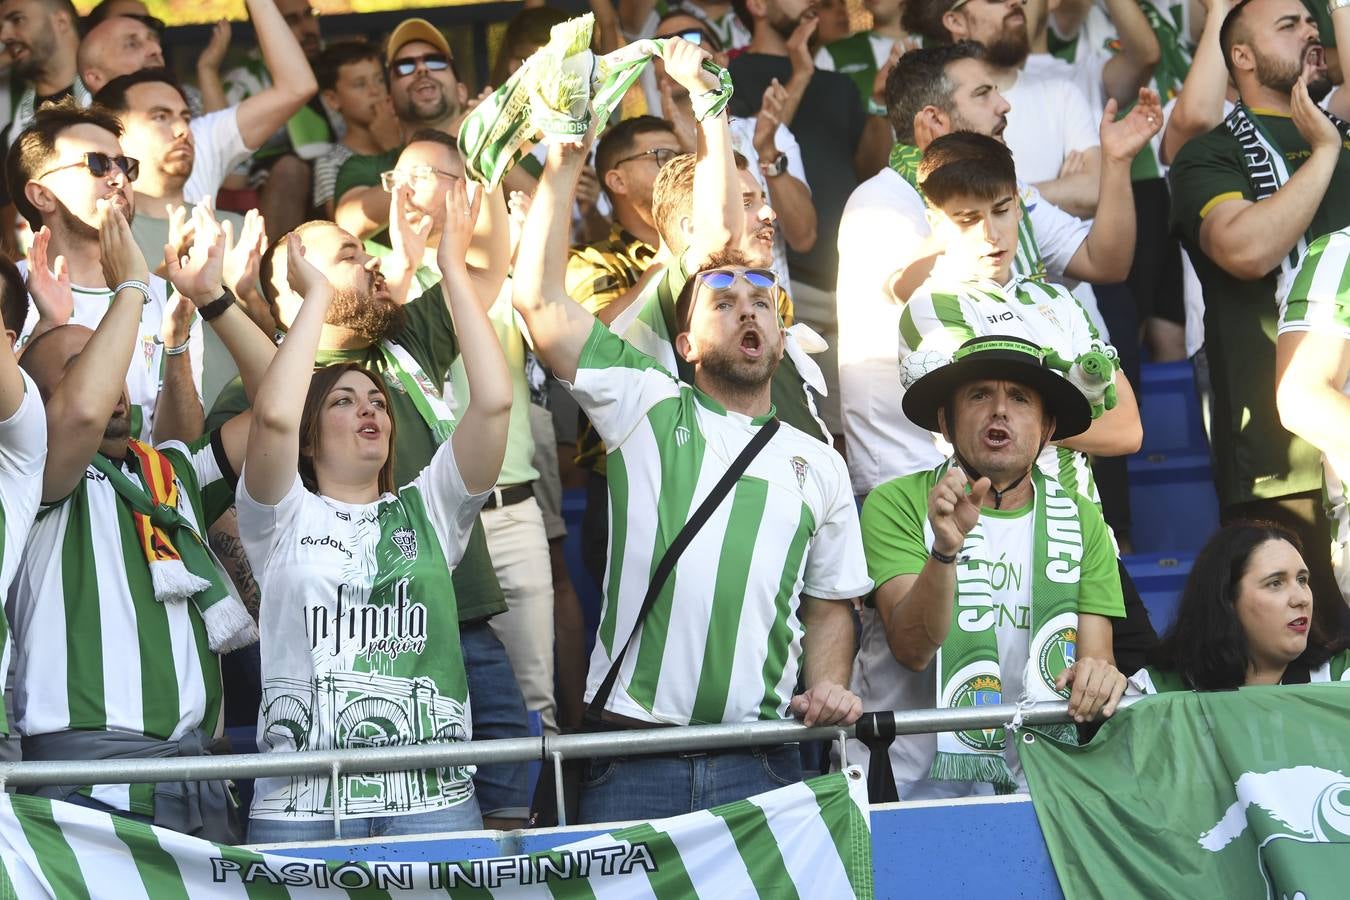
[514,132,870,823]
[7,99,203,445]
[1170,0,1350,620]
[334,18,489,243]
[0,0,83,149]
[205,220,536,829]
[905,0,1112,219]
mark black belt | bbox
[483,483,534,509]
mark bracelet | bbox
[162,338,191,356]
[115,279,152,305]
[198,286,236,322]
[930,546,957,565]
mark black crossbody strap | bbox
[587,417,782,718]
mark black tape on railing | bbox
[854,712,899,804]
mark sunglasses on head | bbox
[36,151,139,182]
[391,52,452,78]
[697,268,778,290]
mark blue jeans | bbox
[577,744,803,825]
[461,620,530,819]
[246,795,482,844]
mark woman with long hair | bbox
[237,179,511,843]
[1132,521,1350,693]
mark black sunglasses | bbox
[391,52,452,78]
[36,151,139,182]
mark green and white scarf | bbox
[928,463,1082,793]
[889,142,1047,280]
[87,453,258,654]
[9,78,92,146]
[460,13,733,190]
[1224,103,1350,285]
[380,341,455,444]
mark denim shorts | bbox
[576,743,803,825]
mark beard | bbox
[103,408,131,442]
[52,193,132,241]
[1254,46,1332,102]
[696,337,780,394]
[396,79,456,125]
[768,7,806,40]
[10,25,55,80]
[324,287,406,343]
[983,25,1030,69]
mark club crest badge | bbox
[143,335,159,370]
[790,455,808,488]
[391,527,418,561]
[383,369,408,393]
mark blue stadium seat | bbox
[1127,452,1219,554]
[1137,360,1209,457]
[1121,552,1194,633]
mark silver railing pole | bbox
[0,698,1140,788]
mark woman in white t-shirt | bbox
[238,180,511,844]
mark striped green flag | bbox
[0,769,872,897]
[1020,684,1350,899]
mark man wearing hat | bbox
[333,18,477,242]
[857,333,1127,800]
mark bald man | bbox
[76,13,162,92]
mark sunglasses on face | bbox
[379,165,458,191]
[391,52,451,78]
[697,268,778,291]
[36,151,139,182]
[614,147,680,168]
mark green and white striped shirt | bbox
[0,371,47,737]
[1279,229,1350,562]
[898,273,1110,503]
[566,322,871,725]
[16,266,201,442]
[10,433,233,816]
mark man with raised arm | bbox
[512,94,871,823]
[10,198,276,842]
[859,335,1126,799]
[1169,0,1350,615]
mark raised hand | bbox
[575,166,601,217]
[97,200,150,289]
[163,203,227,305]
[658,75,698,152]
[437,178,484,275]
[285,233,330,300]
[753,78,788,158]
[660,35,717,95]
[1058,149,1088,178]
[198,20,230,75]
[1100,88,1164,164]
[388,185,433,273]
[160,289,196,350]
[26,226,73,327]
[1293,75,1341,154]
[928,467,990,556]
[221,208,266,301]
[786,16,818,82]
[870,40,906,109]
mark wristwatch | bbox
[760,152,788,178]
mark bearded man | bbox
[1169,0,1350,625]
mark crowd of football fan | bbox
[0,0,1344,846]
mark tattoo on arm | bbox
[209,508,261,620]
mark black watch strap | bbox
[199,287,236,322]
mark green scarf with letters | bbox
[460,13,733,190]
[889,141,1047,280]
[928,463,1082,792]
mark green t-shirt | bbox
[859,466,1125,620]
[333,146,401,209]
[206,286,507,621]
[1169,112,1350,506]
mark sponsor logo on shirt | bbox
[390,527,418,561]
[311,579,428,662]
[985,310,1017,325]
[301,535,353,559]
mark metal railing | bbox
[0,697,1142,833]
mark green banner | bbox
[0,769,872,897]
[1020,684,1350,899]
